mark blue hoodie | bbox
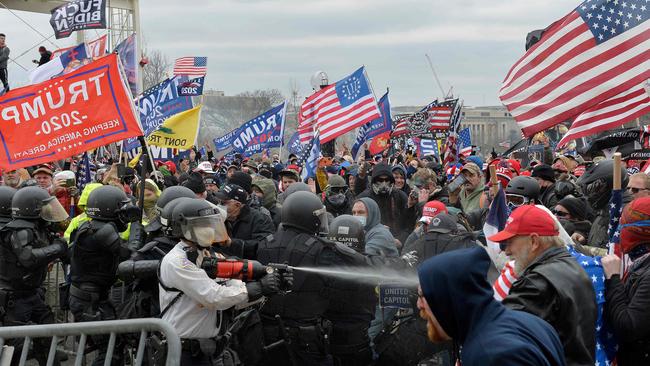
[358,197,398,257]
[418,247,566,366]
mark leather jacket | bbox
[503,247,597,366]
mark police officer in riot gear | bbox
[326,215,376,366]
[68,185,140,366]
[0,186,16,226]
[0,186,69,366]
[158,198,281,366]
[257,190,359,365]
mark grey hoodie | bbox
[0,46,9,69]
[358,197,398,257]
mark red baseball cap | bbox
[488,205,559,242]
[420,200,448,224]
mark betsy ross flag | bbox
[499,0,650,137]
[298,67,381,144]
[173,57,208,77]
[558,83,650,147]
[458,127,472,157]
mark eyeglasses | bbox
[628,187,649,194]
[552,210,569,218]
[375,177,392,183]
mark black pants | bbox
[0,68,8,92]
[262,325,331,366]
[3,292,58,366]
[69,294,121,366]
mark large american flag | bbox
[559,83,650,147]
[173,57,208,77]
[298,67,381,144]
[499,0,650,137]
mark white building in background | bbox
[391,105,520,151]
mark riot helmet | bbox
[172,199,228,247]
[283,182,312,198]
[505,176,540,210]
[86,185,140,231]
[11,186,68,222]
[155,185,196,216]
[328,214,365,253]
[161,197,194,238]
[282,191,329,235]
[577,159,628,210]
[0,186,17,222]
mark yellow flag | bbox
[148,105,201,150]
[128,151,142,168]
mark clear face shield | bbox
[40,197,69,222]
[181,208,228,247]
[314,206,329,235]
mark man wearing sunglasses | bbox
[627,172,650,200]
[323,175,354,217]
[489,205,596,366]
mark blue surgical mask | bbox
[355,215,367,227]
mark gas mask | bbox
[372,181,393,195]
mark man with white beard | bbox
[489,205,597,366]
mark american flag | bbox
[418,138,440,157]
[391,115,410,137]
[75,152,92,192]
[559,83,650,147]
[425,99,457,130]
[458,127,473,157]
[298,135,321,180]
[499,0,650,137]
[173,57,208,77]
[607,187,624,257]
[298,67,381,144]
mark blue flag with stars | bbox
[608,188,624,255]
[75,152,92,193]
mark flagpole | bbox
[278,100,288,161]
[425,54,446,100]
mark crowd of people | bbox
[0,142,649,366]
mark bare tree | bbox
[142,50,170,91]
[235,89,285,116]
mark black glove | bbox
[246,272,281,301]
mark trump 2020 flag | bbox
[178,76,205,96]
[230,102,287,156]
[298,66,381,144]
[286,132,304,157]
[213,128,238,152]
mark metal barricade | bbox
[0,318,181,366]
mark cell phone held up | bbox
[447,174,467,193]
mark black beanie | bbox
[181,172,205,194]
[371,163,394,183]
[228,171,253,193]
[531,164,555,183]
[557,196,587,221]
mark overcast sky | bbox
[1,0,576,107]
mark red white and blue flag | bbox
[458,127,473,157]
[298,67,381,144]
[559,83,650,147]
[499,0,650,137]
[173,57,208,77]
